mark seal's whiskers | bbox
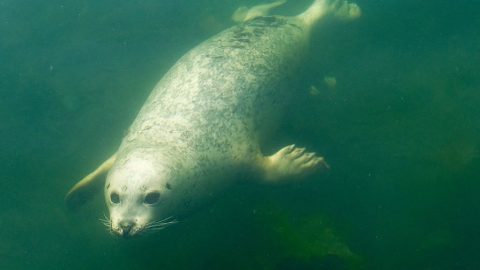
[144,216,178,232]
[99,213,112,233]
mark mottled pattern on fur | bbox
[110,16,309,214]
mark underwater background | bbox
[1,0,479,269]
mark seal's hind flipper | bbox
[298,0,361,27]
[232,0,287,23]
[65,154,116,210]
[256,145,329,182]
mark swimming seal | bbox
[65,0,360,238]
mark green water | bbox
[1,0,479,269]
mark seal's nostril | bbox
[119,220,134,236]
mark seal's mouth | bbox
[114,223,142,238]
[103,218,142,238]
[101,215,178,238]
[100,215,141,238]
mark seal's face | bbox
[104,153,176,238]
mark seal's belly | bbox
[121,16,309,161]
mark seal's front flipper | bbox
[257,145,329,182]
[65,154,116,210]
[232,0,287,23]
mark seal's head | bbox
[104,149,177,238]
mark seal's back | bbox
[121,16,310,166]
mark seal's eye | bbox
[110,192,120,204]
[144,192,160,205]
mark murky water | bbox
[1,0,479,269]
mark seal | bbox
[65,0,360,238]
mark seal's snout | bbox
[114,219,139,238]
[119,220,133,236]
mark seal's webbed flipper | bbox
[232,0,287,23]
[298,0,361,27]
[256,145,329,182]
[65,154,116,210]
